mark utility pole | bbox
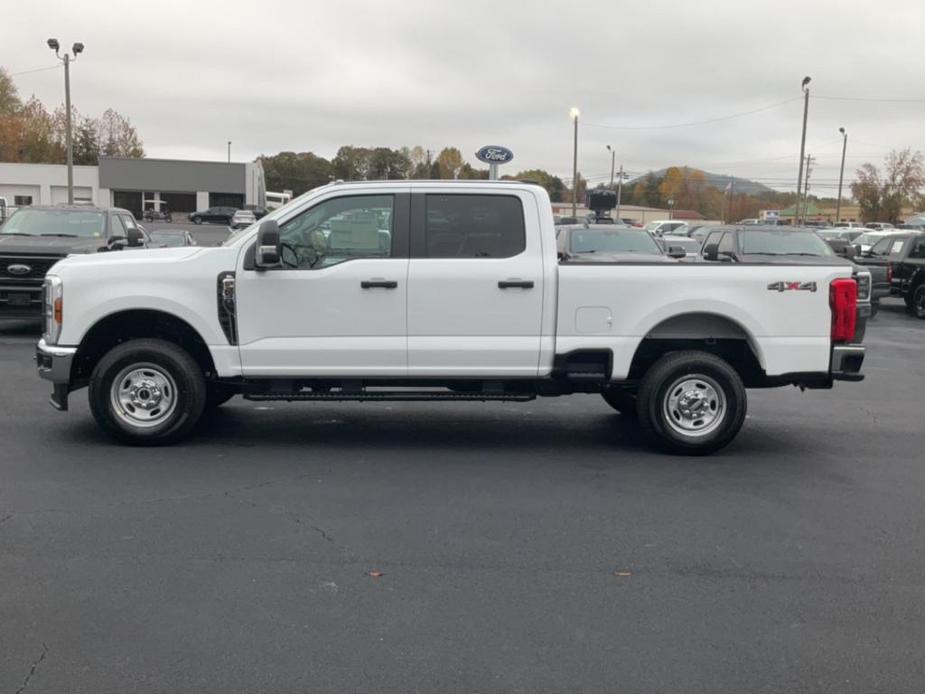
[802,154,815,223]
[47,38,85,204]
[836,127,848,223]
[727,177,735,223]
[615,165,624,221]
[227,141,231,163]
[796,76,812,224]
[570,107,580,217]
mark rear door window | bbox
[424,194,525,258]
[718,232,736,255]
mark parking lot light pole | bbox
[836,127,847,223]
[616,164,624,221]
[227,141,231,163]
[570,108,580,217]
[606,145,615,187]
[796,76,811,224]
[47,38,84,205]
[667,198,675,220]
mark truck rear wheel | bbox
[914,286,925,319]
[89,338,206,445]
[636,351,746,455]
[601,388,637,416]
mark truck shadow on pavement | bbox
[61,400,812,462]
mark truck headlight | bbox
[42,276,63,345]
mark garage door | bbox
[50,186,93,204]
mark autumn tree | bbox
[435,147,465,179]
[0,67,21,116]
[851,149,924,223]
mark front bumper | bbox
[36,338,77,410]
[831,344,865,382]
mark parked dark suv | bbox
[0,205,149,317]
[699,225,873,338]
[188,206,237,225]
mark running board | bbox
[244,391,536,403]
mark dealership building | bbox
[0,157,266,218]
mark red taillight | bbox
[830,278,857,343]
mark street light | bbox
[795,75,811,224]
[47,38,84,204]
[606,145,615,187]
[227,140,232,163]
[570,107,580,217]
[667,198,675,220]
[836,127,848,223]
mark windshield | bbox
[740,230,834,256]
[0,209,106,238]
[854,233,886,246]
[569,228,660,254]
[151,232,187,247]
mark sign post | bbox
[476,146,514,180]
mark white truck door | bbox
[406,189,545,377]
[235,192,410,377]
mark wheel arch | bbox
[71,308,217,386]
[628,312,766,386]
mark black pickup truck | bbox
[871,233,925,318]
[0,205,150,317]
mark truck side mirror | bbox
[255,219,282,269]
[702,242,719,260]
[127,227,143,247]
[843,244,856,259]
[667,246,687,259]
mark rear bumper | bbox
[831,344,865,382]
[36,338,76,410]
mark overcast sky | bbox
[6,0,924,192]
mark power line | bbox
[7,64,62,77]
[582,97,801,131]
[813,95,925,103]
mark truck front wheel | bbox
[88,338,206,445]
[636,351,746,455]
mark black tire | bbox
[869,301,879,318]
[914,286,925,319]
[89,338,206,445]
[601,388,637,415]
[205,383,237,409]
[192,216,202,225]
[636,351,747,455]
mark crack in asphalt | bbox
[14,642,47,694]
[223,492,337,546]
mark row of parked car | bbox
[555,219,925,320]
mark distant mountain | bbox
[627,167,775,196]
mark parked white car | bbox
[643,220,689,236]
[229,209,257,230]
[852,230,893,254]
[36,181,864,455]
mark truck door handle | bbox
[361,280,398,289]
[498,280,534,289]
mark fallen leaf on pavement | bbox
[368,571,384,578]
[613,571,632,577]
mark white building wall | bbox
[0,163,101,206]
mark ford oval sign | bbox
[7,264,31,276]
[475,146,514,165]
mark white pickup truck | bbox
[36,181,865,454]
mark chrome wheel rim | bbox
[110,363,178,428]
[663,374,726,438]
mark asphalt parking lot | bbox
[1,297,924,693]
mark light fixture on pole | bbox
[836,127,848,224]
[47,38,84,205]
[570,107,580,217]
[795,75,811,224]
